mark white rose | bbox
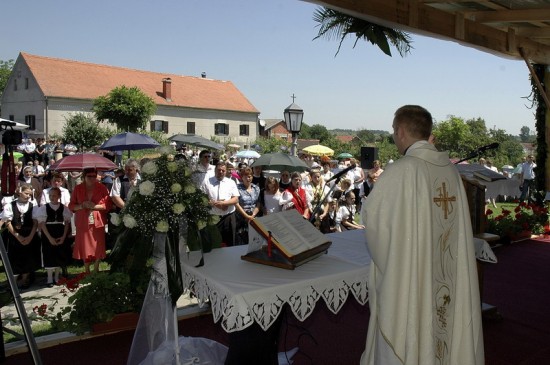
[167,154,175,161]
[201,196,209,205]
[171,183,182,194]
[123,215,137,229]
[159,146,172,155]
[197,220,207,230]
[209,215,220,225]
[110,213,121,226]
[139,180,155,196]
[184,184,196,194]
[183,166,191,177]
[141,161,158,175]
[156,220,170,233]
[172,203,185,214]
[167,162,178,172]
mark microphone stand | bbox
[454,150,481,165]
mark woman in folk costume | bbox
[69,168,112,273]
[280,171,310,219]
[36,187,72,286]
[2,184,40,289]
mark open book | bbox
[241,210,332,269]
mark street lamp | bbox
[284,101,304,156]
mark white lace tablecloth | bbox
[182,230,496,333]
[182,244,369,333]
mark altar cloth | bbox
[182,243,369,333]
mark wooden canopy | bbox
[307,0,550,65]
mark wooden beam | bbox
[306,0,550,64]
[467,9,550,23]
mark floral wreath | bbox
[108,146,221,304]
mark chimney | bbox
[162,78,172,102]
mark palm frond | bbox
[313,7,413,57]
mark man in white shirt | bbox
[23,138,36,166]
[192,150,215,187]
[111,159,141,211]
[519,154,536,203]
[201,161,239,246]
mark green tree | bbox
[356,129,376,144]
[252,136,290,154]
[0,59,15,99]
[313,7,412,57]
[93,86,156,132]
[519,126,534,142]
[62,113,111,151]
[433,116,474,158]
[306,124,331,143]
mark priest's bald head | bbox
[392,105,433,154]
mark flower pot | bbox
[92,312,139,334]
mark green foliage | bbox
[93,86,157,132]
[302,123,332,143]
[252,136,290,154]
[62,113,111,151]
[520,126,535,143]
[313,7,413,57]
[532,64,546,201]
[0,59,14,97]
[486,202,548,237]
[49,271,148,335]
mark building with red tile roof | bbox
[1,53,260,144]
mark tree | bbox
[252,136,290,154]
[93,86,156,132]
[520,126,534,142]
[305,124,331,142]
[62,113,111,151]
[313,7,412,57]
[0,59,15,99]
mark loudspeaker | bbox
[360,147,378,169]
[2,130,23,146]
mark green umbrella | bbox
[0,152,24,161]
[337,152,353,159]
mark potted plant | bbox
[486,202,548,242]
[43,270,149,335]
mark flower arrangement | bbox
[486,202,549,239]
[108,147,221,305]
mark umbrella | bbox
[49,153,118,172]
[235,150,261,159]
[227,143,241,149]
[0,118,30,131]
[0,152,23,161]
[169,134,223,150]
[337,152,353,159]
[302,144,334,156]
[99,132,160,151]
[250,153,309,172]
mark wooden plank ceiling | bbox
[306,0,550,65]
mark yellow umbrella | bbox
[302,144,334,156]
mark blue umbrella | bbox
[99,132,160,151]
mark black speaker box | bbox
[360,147,378,169]
[2,130,23,146]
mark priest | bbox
[361,105,484,364]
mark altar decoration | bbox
[486,202,548,241]
[108,148,221,305]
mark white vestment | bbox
[361,141,484,365]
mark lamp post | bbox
[284,100,304,156]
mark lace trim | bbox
[183,271,368,333]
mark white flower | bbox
[167,162,178,172]
[159,146,172,155]
[197,220,207,230]
[139,180,155,196]
[182,166,191,177]
[156,220,170,232]
[167,154,175,162]
[171,183,182,194]
[123,215,137,229]
[110,213,121,226]
[184,184,196,194]
[141,161,158,175]
[201,196,209,205]
[209,215,220,225]
[172,203,185,214]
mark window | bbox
[187,121,195,134]
[239,124,249,136]
[25,115,36,130]
[215,123,229,135]
[9,115,14,121]
[13,79,17,91]
[25,78,29,89]
[150,120,168,133]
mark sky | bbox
[1,0,537,135]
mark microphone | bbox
[327,164,356,183]
[477,142,499,152]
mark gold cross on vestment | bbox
[433,182,456,219]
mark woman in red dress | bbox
[69,168,111,273]
[280,171,310,219]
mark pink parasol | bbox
[49,153,118,172]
